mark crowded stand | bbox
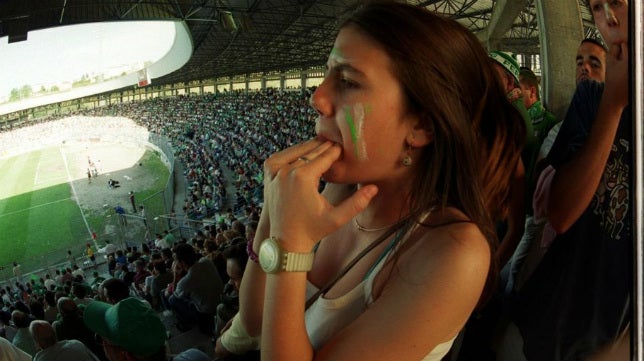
[0,0,630,357]
[0,88,315,360]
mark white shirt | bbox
[305,243,456,360]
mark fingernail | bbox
[364,186,378,198]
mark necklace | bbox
[353,216,403,232]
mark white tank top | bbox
[304,240,456,360]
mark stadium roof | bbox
[0,0,595,90]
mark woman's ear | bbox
[407,119,433,147]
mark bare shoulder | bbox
[365,211,492,345]
[392,212,490,287]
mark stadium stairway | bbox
[172,158,188,219]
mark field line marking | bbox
[0,197,72,219]
[34,152,41,185]
[59,144,95,247]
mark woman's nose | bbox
[310,81,333,117]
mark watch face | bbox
[259,239,280,273]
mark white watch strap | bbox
[283,251,315,272]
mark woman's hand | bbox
[263,139,378,252]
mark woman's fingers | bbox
[330,185,379,227]
[263,139,323,178]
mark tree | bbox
[9,88,20,101]
[20,85,32,98]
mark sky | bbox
[0,21,176,98]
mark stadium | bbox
[0,1,640,361]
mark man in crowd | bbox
[512,1,630,359]
[83,297,209,361]
[30,320,100,361]
[164,244,223,334]
[505,38,609,295]
[11,311,37,356]
[576,38,607,84]
[52,297,98,357]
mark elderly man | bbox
[51,297,100,357]
[30,320,99,361]
[11,311,36,356]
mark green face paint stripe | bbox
[343,106,360,157]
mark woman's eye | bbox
[339,77,358,89]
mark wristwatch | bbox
[258,237,315,273]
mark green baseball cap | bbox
[489,50,520,83]
[83,297,166,356]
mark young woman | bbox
[239,2,524,360]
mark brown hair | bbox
[519,67,540,100]
[343,2,525,296]
[344,2,524,235]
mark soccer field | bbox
[0,146,88,276]
[0,142,170,279]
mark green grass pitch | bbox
[0,145,169,278]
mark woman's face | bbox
[590,0,628,45]
[312,25,421,185]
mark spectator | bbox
[163,230,176,248]
[506,39,609,297]
[11,311,37,356]
[215,242,247,336]
[98,279,129,305]
[509,1,630,359]
[240,3,524,360]
[146,261,173,311]
[43,275,56,292]
[71,283,93,307]
[164,243,223,334]
[43,291,58,324]
[132,259,151,289]
[84,297,209,361]
[30,320,100,361]
[576,38,607,84]
[0,310,17,342]
[52,297,96,353]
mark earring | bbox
[402,144,412,166]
